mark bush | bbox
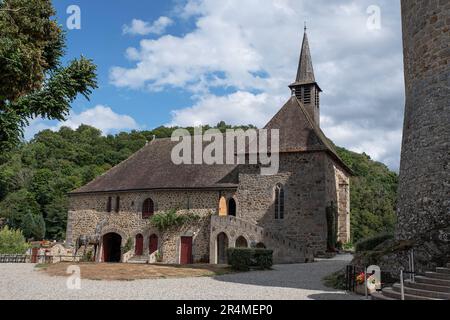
[0,226,29,254]
[121,237,133,254]
[355,233,394,253]
[149,209,201,231]
[227,248,273,271]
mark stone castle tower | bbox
[397,1,449,240]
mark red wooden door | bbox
[180,237,193,265]
[135,234,144,256]
[149,234,158,254]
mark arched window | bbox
[115,196,120,213]
[106,196,112,213]
[235,236,248,248]
[274,184,285,220]
[218,196,227,216]
[142,198,155,219]
[228,198,237,217]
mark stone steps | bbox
[127,255,149,264]
[405,280,450,293]
[392,283,449,299]
[436,267,450,274]
[370,263,450,300]
[424,271,450,280]
[415,275,450,287]
[370,291,396,300]
[380,287,441,300]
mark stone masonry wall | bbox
[67,190,234,264]
[397,0,450,240]
[324,156,351,244]
[235,152,350,255]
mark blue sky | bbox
[28,0,405,171]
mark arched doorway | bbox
[216,232,229,264]
[228,198,237,216]
[102,233,122,263]
[235,236,248,248]
[149,234,158,255]
[256,242,266,249]
[135,234,144,256]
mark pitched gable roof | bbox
[264,96,353,174]
[70,138,239,194]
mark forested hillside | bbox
[0,123,397,242]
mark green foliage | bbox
[326,202,338,252]
[149,209,201,232]
[227,248,273,271]
[323,269,347,290]
[0,226,29,254]
[0,0,97,149]
[355,232,394,253]
[21,210,46,240]
[121,237,133,254]
[335,146,398,243]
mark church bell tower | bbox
[289,27,322,127]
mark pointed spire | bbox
[294,28,315,84]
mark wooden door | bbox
[135,234,144,256]
[180,236,193,265]
[149,234,158,254]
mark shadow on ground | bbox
[212,258,351,292]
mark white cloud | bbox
[110,0,405,170]
[25,105,140,139]
[123,17,173,36]
[169,91,285,127]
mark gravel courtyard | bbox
[0,255,361,300]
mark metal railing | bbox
[399,249,417,300]
[346,249,417,300]
[0,254,82,264]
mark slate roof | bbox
[71,138,239,194]
[70,96,351,195]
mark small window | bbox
[274,184,285,220]
[142,198,154,219]
[115,196,120,213]
[106,197,112,213]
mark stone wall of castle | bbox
[397,0,450,240]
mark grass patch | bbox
[39,263,235,281]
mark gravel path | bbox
[0,255,360,300]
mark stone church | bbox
[66,30,352,265]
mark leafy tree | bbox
[0,0,97,149]
[44,197,68,240]
[0,226,29,254]
[335,146,398,242]
[0,189,40,230]
[21,210,46,240]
